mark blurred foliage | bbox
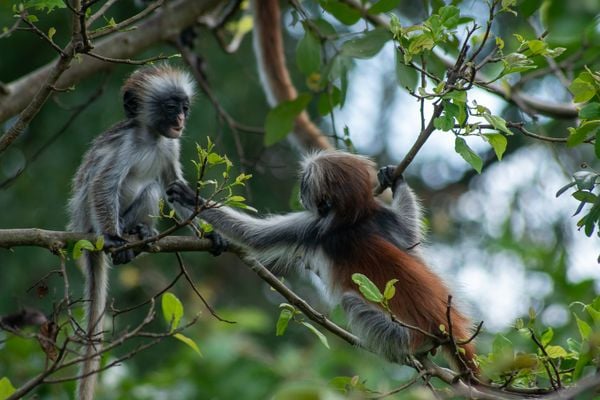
[1,0,600,398]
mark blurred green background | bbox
[1,0,599,398]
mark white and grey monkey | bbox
[167,151,478,373]
[67,64,198,400]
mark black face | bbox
[150,91,190,139]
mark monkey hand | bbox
[103,233,136,265]
[166,181,204,209]
[377,165,404,190]
[127,223,159,241]
[205,231,228,256]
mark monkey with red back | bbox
[167,150,478,372]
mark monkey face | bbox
[156,93,190,139]
[145,90,190,139]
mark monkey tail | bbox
[77,251,109,400]
[251,0,332,151]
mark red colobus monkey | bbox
[68,64,195,400]
[167,151,477,371]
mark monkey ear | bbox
[123,90,138,119]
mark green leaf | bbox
[395,52,418,91]
[407,33,435,55]
[572,190,597,203]
[319,0,361,25]
[596,131,600,159]
[573,352,592,380]
[567,121,600,147]
[368,0,401,14]
[27,14,38,22]
[540,327,553,346]
[207,152,224,165]
[574,314,592,341]
[526,39,546,55]
[545,345,568,359]
[500,53,535,76]
[569,77,597,103]
[492,334,514,357]
[482,114,513,135]
[94,235,105,251]
[162,292,184,332]
[438,5,460,28]
[48,27,56,41]
[276,308,293,336]
[173,333,202,356]
[311,19,337,36]
[264,94,312,146]
[443,90,467,104]
[0,377,16,400]
[580,103,600,120]
[340,28,392,59]
[383,279,398,301]
[301,321,330,349]
[24,0,66,13]
[434,113,454,131]
[483,134,508,160]
[73,239,95,260]
[455,137,483,173]
[297,28,321,76]
[317,86,342,116]
[351,273,384,302]
[585,303,600,323]
[228,195,246,202]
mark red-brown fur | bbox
[307,151,478,372]
[333,236,477,371]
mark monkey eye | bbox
[182,104,189,114]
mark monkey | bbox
[166,150,478,373]
[251,0,332,151]
[67,64,195,400]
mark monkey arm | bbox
[167,181,314,251]
[378,166,424,249]
[342,292,413,363]
[201,207,314,250]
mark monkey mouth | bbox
[169,125,184,137]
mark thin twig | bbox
[89,0,164,39]
[175,252,235,323]
[529,328,562,390]
[85,51,173,65]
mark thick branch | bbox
[0,228,212,253]
[0,0,223,125]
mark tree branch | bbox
[338,0,578,119]
[0,228,212,253]
[0,0,223,125]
